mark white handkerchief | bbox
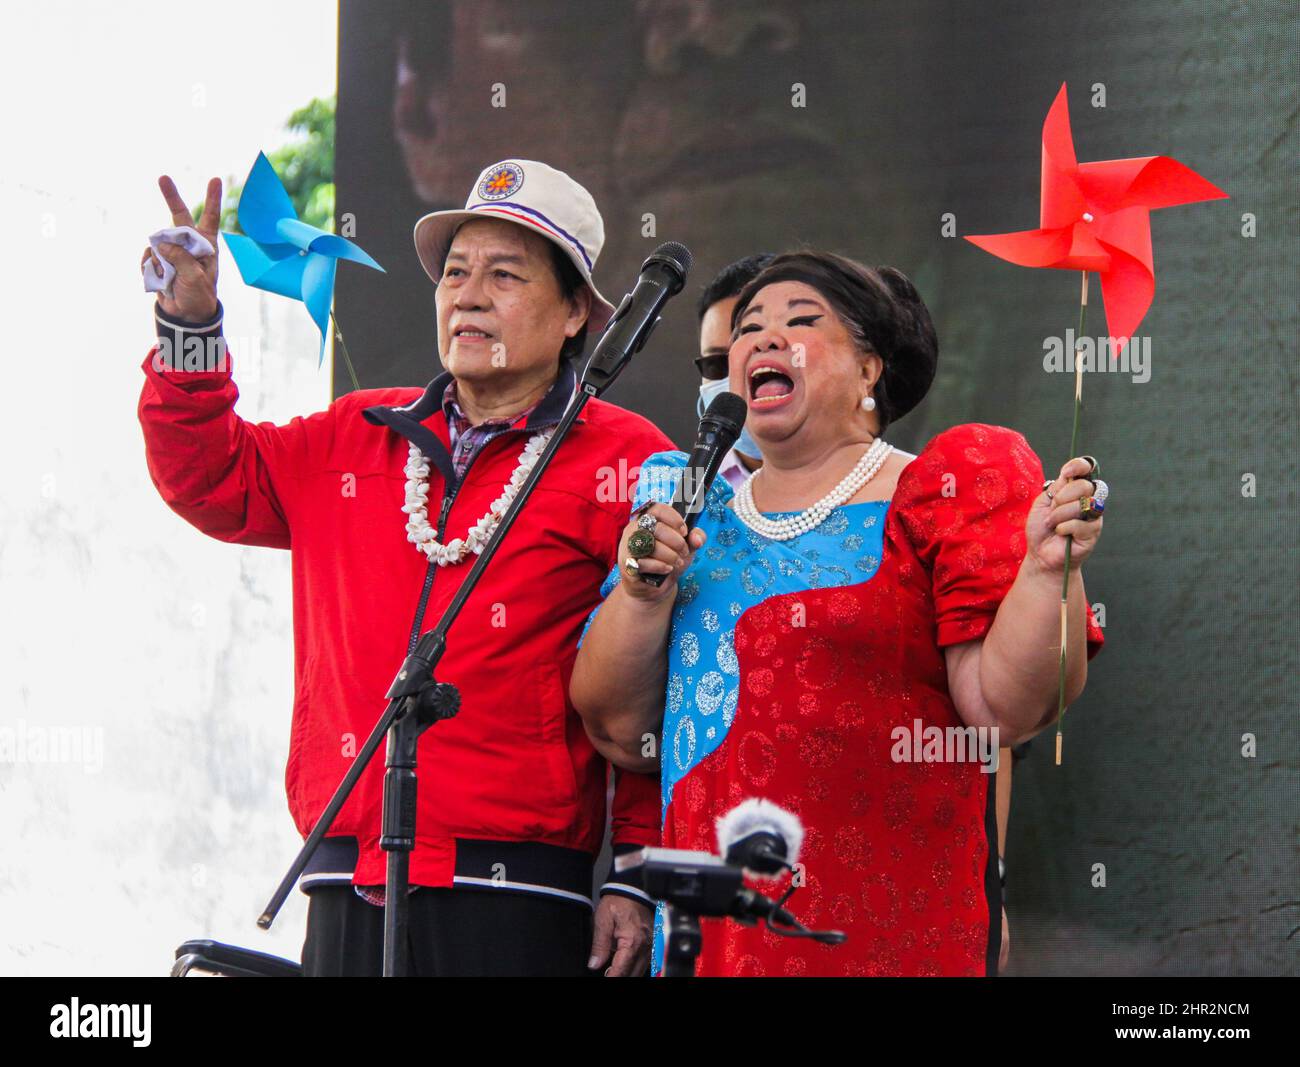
[142,225,216,298]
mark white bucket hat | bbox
[413,159,616,332]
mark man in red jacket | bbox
[139,159,673,976]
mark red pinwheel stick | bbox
[1056,270,1089,764]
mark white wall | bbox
[0,1,338,976]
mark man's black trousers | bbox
[300,885,595,977]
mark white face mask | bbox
[698,377,761,460]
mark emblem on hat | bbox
[478,163,524,201]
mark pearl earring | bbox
[861,395,876,412]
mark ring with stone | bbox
[627,528,657,559]
[1092,479,1110,507]
[624,556,641,576]
[1078,496,1103,521]
[636,512,658,534]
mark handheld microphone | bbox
[580,241,692,397]
[641,389,747,588]
[715,798,804,878]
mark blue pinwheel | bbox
[222,152,383,365]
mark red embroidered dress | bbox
[587,423,1104,976]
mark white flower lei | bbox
[402,430,554,566]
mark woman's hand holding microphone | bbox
[615,502,707,605]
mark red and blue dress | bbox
[585,423,1104,976]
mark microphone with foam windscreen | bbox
[617,796,845,957]
[640,389,748,588]
[715,798,805,879]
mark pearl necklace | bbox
[402,431,553,566]
[732,438,893,541]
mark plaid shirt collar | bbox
[441,378,541,440]
[438,364,577,479]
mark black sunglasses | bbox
[693,353,730,381]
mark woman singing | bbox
[571,251,1107,976]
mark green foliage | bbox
[196,95,336,234]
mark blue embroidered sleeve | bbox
[577,449,691,648]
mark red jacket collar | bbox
[361,359,581,486]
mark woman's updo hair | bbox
[729,251,939,432]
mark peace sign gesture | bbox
[141,175,222,322]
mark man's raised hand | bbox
[142,175,222,322]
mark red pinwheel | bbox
[966,82,1228,353]
[965,83,1227,763]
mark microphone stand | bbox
[256,387,598,973]
[619,845,847,977]
[662,905,705,978]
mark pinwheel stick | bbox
[329,309,362,393]
[1055,270,1089,765]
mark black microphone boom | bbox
[579,241,692,397]
[641,389,746,588]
